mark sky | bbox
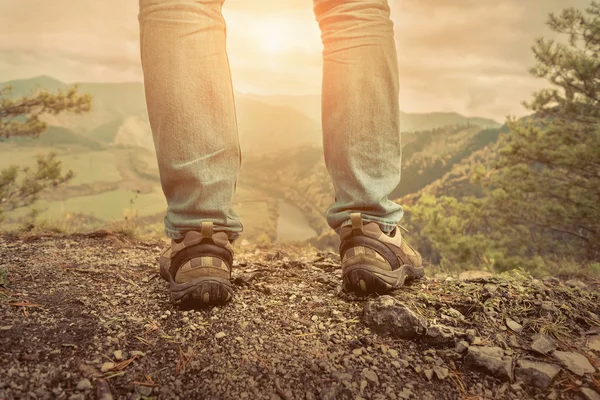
[0,0,592,121]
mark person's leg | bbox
[139,0,242,242]
[313,0,424,295]
[139,0,241,307]
[313,0,402,234]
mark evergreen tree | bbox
[405,2,600,272]
[0,85,91,221]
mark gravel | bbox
[1,232,599,399]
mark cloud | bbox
[0,0,591,119]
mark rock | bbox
[433,366,449,380]
[113,350,123,361]
[531,334,557,355]
[423,368,433,380]
[455,341,469,353]
[458,270,493,280]
[552,351,596,376]
[588,335,600,351]
[464,346,513,381]
[515,359,561,390]
[388,349,399,358]
[566,279,587,289]
[362,296,427,339]
[75,379,92,391]
[581,388,600,400]
[505,318,523,333]
[136,385,153,397]
[100,362,115,372]
[362,368,379,386]
[352,348,363,356]
[426,325,455,346]
[215,332,227,339]
[69,394,85,400]
[130,351,146,357]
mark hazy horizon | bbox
[0,0,592,120]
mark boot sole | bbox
[342,263,424,295]
[160,264,234,308]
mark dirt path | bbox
[0,233,599,400]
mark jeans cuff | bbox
[336,218,397,235]
[164,226,240,242]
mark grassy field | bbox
[0,145,122,186]
[0,144,308,242]
[7,187,167,221]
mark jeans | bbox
[138,0,403,241]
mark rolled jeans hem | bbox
[336,217,398,235]
[164,226,241,242]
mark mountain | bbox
[242,93,501,132]
[234,96,321,153]
[7,125,105,150]
[2,76,502,154]
[389,124,508,199]
[1,76,321,154]
[400,111,501,132]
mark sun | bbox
[262,34,287,55]
[253,17,292,55]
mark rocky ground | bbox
[0,232,599,400]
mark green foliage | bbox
[0,153,74,221]
[486,1,600,260]
[0,84,92,222]
[0,84,91,139]
[405,2,600,274]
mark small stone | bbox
[531,334,556,355]
[100,362,115,372]
[215,331,227,339]
[426,325,455,345]
[455,341,469,353]
[305,392,317,400]
[464,346,513,381]
[388,349,399,358]
[362,368,379,386]
[471,337,483,345]
[458,270,493,280]
[76,379,92,391]
[352,348,363,356]
[553,351,596,376]
[466,329,477,342]
[506,318,523,333]
[433,366,449,380]
[113,350,123,361]
[483,283,498,293]
[131,351,146,357]
[359,380,367,393]
[588,335,600,351]
[362,296,427,339]
[581,388,600,400]
[515,359,561,390]
[136,386,153,397]
[566,279,586,289]
[69,394,85,400]
[423,369,433,380]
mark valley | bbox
[0,75,503,245]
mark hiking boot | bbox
[159,222,234,307]
[339,213,424,294]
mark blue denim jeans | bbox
[138,0,403,240]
